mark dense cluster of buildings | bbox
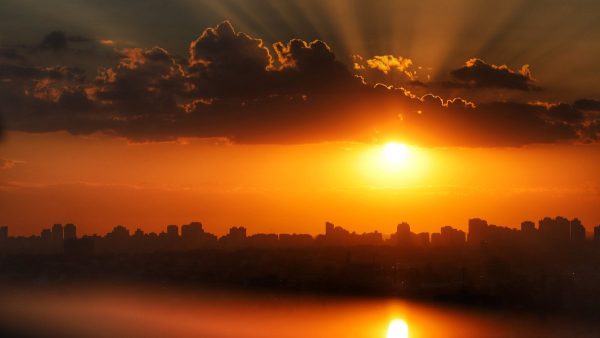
[1,216,600,255]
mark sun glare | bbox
[357,141,429,187]
[387,319,409,338]
[381,142,411,167]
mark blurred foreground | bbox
[0,284,599,338]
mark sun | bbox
[357,141,428,186]
[381,142,411,168]
[386,319,409,338]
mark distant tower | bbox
[468,218,488,246]
[0,226,7,240]
[64,223,77,240]
[134,228,145,239]
[229,226,247,239]
[181,222,204,240]
[51,224,64,241]
[594,225,600,242]
[539,217,570,244]
[396,222,411,245]
[41,229,52,241]
[109,225,130,239]
[520,221,536,233]
[570,218,586,242]
[325,222,335,236]
[166,224,179,239]
[397,222,410,235]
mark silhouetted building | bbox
[415,232,430,246]
[41,229,51,241]
[64,223,77,240]
[279,233,313,248]
[468,218,488,246]
[570,218,586,242]
[229,226,246,239]
[179,222,217,249]
[325,222,335,236]
[134,228,145,239]
[248,233,278,248]
[64,237,94,255]
[322,222,352,245]
[220,226,247,248]
[3,216,600,255]
[389,222,428,247]
[431,232,441,246]
[107,225,130,240]
[539,217,570,244]
[181,222,204,239]
[521,221,536,233]
[395,222,412,246]
[51,224,63,241]
[166,224,179,240]
[439,226,466,246]
[360,231,384,245]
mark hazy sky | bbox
[1,0,599,235]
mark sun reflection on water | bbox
[386,319,409,338]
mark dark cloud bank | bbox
[0,21,598,146]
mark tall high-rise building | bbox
[181,222,204,240]
[64,223,77,240]
[570,218,586,242]
[229,226,247,239]
[41,229,52,241]
[539,217,570,244]
[166,224,179,239]
[325,222,335,236]
[396,222,411,246]
[107,225,130,240]
[468,218,488,246]
[51,224,64,241]
[0,226,8,240]
[440,226,466,246]
[520,221,536,233]
[134,228,145,239]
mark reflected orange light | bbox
[387,319,409,338]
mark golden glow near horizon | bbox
[387,319,409,338]
[1,131,600,236]
[358,142,430,187]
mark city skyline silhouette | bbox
[2,215,600,254]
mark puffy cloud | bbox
[449,58,539,91]
[94,47,186,113]
[0,22,598,147]
[272,39,353,93]
[186,22,351,99]
[188,21,273,98]
[352,54,419,89]
[365,55,414,77]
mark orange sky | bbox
[1,131,599,236]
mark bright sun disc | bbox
[381,142,411,167]
[387,319,409,338]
